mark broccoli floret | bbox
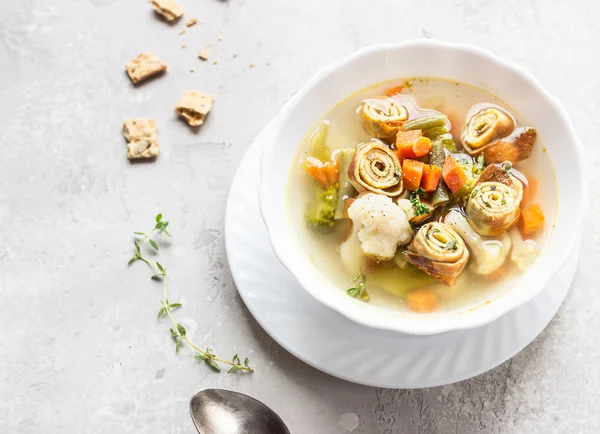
[305,183,338,231]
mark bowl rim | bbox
[258,39,587,335]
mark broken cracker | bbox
[198,48,209,61]
[175,90,214,127]
[123,118,160,160]
[149,0,183,22]
[126,53,167,84]
[186,17,198,27]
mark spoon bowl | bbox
[190,389,290,434]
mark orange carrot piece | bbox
[385,85,404,97]
[413,137,432,157]
[441,156,467,194]
[301,158,339,187]
[421,164,442,192]
[522,176,538,207]
[407,288,438,313]
[344,197,357,218]
[402,159,425,191]
[395,130,423,161]
[519,204,545,236]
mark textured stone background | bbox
[1,0,599,433]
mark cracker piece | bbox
[126,53,167,84]
[149,0,183,22]
[123,119,160,160]
[174,90,214,127]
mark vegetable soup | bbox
[288,78,556,314]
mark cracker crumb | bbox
[123,118,160,159]
[179,28,186,35]
[186,17,198,27]
[182,43,187,49]
[149,0,183,22]
[175,90,214,127]
[198,48,209,61]
[213,59,218,65]
[217,34,223,41]
[232,52,238,58]
[249,63,255,68]
[190,68,196,73]
[125,53,167,84]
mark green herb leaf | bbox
[175,338,181,354]
[163,228,173,237]
[232,354,241,365]
[151,274,162,280]
[347,274,368,301]
[228,365,239,373]
[409,190,430,217]
[156,262,165,272]
[157,307,165,320]
[169,303,182,309]
[475,154,485,173]
[445,240,458,250]
[471,188,478,199]
[156,213,163,223]
[149,239,159,250]
[135,242,141,255]
[206,359,221,372]
[244,358,250,367]
[133,231,145,236]
[176,324,186,336]
[128,257,138,265]
[502,162,512,172]
[170,328,178,339]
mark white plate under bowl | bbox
[225,123,579,389]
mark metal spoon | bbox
[190,388,290,434]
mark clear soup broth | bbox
[288,78,556,314]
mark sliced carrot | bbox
[441,156,467,194]
[301,157,339,187]
[519,204,545,236]
[421,164,442,192]
[395,130,423,161]
[407,288,438,313]
[412,136,432,157]
[344,197,356,218]
[402,159,425,191]
[522,175,538,207]
[385,85,404,97]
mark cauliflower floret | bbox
[347,193,413,260]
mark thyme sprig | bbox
[128,214,253,374]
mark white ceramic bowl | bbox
[259,40,586,335]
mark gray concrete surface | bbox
[1,0,599,433]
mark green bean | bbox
[431,183,451,206]
[403,115,447,132]
[429,138,446,167]
[310,120,332,161]
[422,126,449,139]
[334,149,357,219]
